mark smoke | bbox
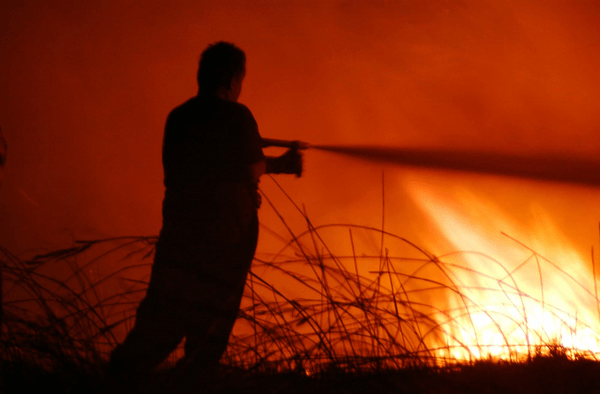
[313,144,600,186]
[0,0,599,258]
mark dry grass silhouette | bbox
[1,185,599,392]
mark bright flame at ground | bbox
[3,179,599,372]
[408,181,600,361]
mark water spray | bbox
[263,138,600,186]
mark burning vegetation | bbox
[2,1,600,392]
[1,181,600,392]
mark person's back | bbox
[163,96,262,188]
[159,95,264,262]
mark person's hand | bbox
[277,148,303,177]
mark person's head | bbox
[197,41,246,101]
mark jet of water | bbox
[312,144,600,186]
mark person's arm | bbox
[264,148,303,177]
[250,148,305,183]
[250,160,266,183]
[236,104,303,181]
[249,150,302,209]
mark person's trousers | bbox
[107,214,258,380]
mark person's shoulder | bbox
[221,100,254,117]
[168,97,199,118]
[225,101,258,128]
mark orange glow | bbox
[407,181,600,360]
[1,0,600,368]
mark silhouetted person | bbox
[107,42,302,387]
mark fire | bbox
[407,179,600,361]
[3,180,599,371]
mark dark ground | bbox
[3,355,600,394]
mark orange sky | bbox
[1,0,599,264]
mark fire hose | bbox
[262,137,600,186]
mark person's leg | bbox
[180,214,260,372]
[172,274,249,392]
[182,280,247,367]
[107,261,187,383]
[108,295,185,380]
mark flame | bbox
[407,180,600,360]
